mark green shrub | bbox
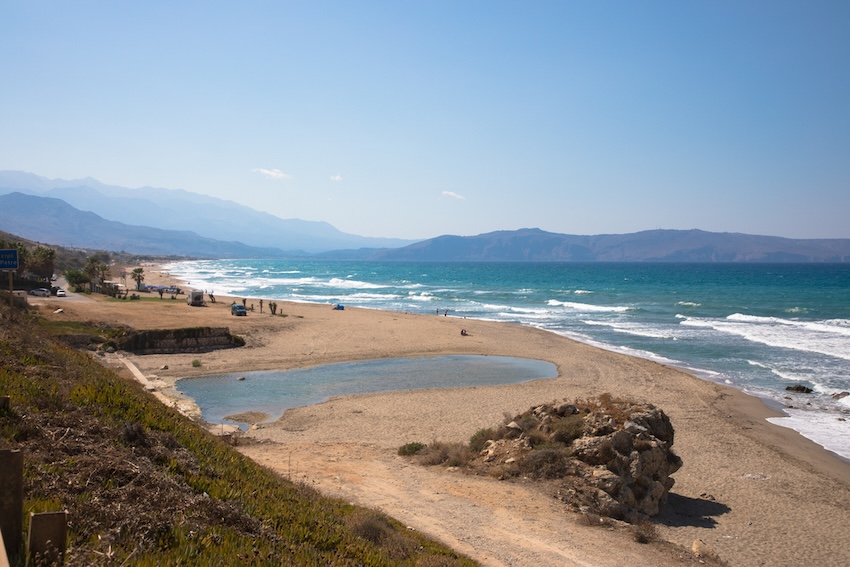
[191,359,201,368]
[397,442,426,456]
[519,446,572,479]
[550,413,586,445]
[468,427,494,453]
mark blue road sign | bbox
[0,249,19,270]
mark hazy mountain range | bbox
[2,171,849,262]
[0,171,414,254]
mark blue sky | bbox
[2,1,848,240]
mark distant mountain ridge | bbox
[2,171,849,262]
[0,192,288,258]
[355,228,850,262]
[0,171,415,253]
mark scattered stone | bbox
[786,384,813,393]
[623,420,648,434]
[831,391,849,400]
[237,375,245,381]
[555,403,578,416]
[692,539,720,560]
[53,308,64,314]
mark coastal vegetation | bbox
[0,309,475,566]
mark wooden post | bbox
[7,271,12,317]
[1,528,10,567]
[0,449,23,563]
[27,511,68,566]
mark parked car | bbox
[29,288,50,297]
[231,304,247,316]
[56,289,66,297]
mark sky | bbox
[2,1,849,240]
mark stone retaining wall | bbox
[117,327,245,355]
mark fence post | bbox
[0,449,23,563]
[27,511,68,566]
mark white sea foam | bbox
[325,277,386,289]
[574,289,594,295]
[345,292,402,301]
[582,320,677,340]
[611,345,681,366]
[767,409,850,460]
[677,301,701,307]
[547,300,630,313]
[679,314,850,361]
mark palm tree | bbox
[84,257,104,291]
[98,263,111,284]
[131,267,145,291]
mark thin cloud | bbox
[252,168,292,181]
[330,174,343,182]
[441,191,465,200]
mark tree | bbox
[131,267,145,291]
[98,262,111,284]
[64,269,91,291]
[84,256,105,290]
[28,246,56,281]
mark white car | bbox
[29,288,50,296]
[56,289,66,297]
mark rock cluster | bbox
[475,398,682,520]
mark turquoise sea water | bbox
[167,260,850,459]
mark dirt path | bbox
[239,441,700,567]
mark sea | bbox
[165,260,850,461]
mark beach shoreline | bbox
[36,264,850,566]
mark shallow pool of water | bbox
[176,355,557,427]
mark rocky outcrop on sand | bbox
[467,396,682,521]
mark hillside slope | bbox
[0,311,474,565]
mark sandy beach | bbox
[35,266,850,566]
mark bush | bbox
[398,442,426,456]
[416,442,471,467]
[468,428,494,453]
[191,359,201,368]
[519,446,572,479]
[550,413,586,445]
[631,519,657,544]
